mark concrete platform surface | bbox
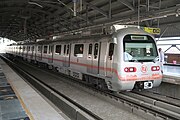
[0,58,67,120]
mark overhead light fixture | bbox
[28,1,43,8]
[176,8,180,17]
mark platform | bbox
[163,65,180,84]
[150,65,180,100]
[164,65,180,77]
[0,66,29,120]
[0,58,67,120]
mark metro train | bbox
[6,25,162,91]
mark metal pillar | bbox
[138,0,140,26]
[109,0,112,19]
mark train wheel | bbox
[48,65,53,70]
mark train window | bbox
[32,46,34,51]
[94,43,98,59]
[64,45,66,55]
[38,46,42,53]
[55,45,61,54]
[88,44,92,55]
[23,46,26,51]
[108,43,114,60]
[123,35,158,62]
[74,44,84,57]
[43,46,48,54]
[28,46,30,51]
[67,45,69,55]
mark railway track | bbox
[2,55,180,120]
[88,86,180,120]
[115,92,180,119]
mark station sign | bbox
[143,27,160,35]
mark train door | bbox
[42,45,48,63]
[106,43,114,77]
[31,46,34,59]
[22,46,26,59]
[22,46,24,57]
[37,45,42,61]
[35,46,38,61]
[18,46,21,56]
[66,44,71,67]
[34,45,37,62]
[63,44,70,67]
[92,43,100,74]
[26,46,30,59]
[54,44,62,66]
[87,44,93,73]
[48,45,54,63]
[24,46,28,59]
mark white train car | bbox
[36,45,42,63]
[6,25,163,91]
[35,43,54,67]
[31,45,36,62]
[17,45,23,57]
[24,45,36,63]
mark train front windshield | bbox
[123,35,158,62]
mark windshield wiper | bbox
[152,56,159,63]
[129,58,138,62]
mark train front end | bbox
[111,27,162,91]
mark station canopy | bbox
[1,0,180,42]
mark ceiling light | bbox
[28,1,43,8]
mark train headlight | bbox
[124,67,137,72]
[124,67,129,72]
[151,66,160,71]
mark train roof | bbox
[15,25,154,45]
